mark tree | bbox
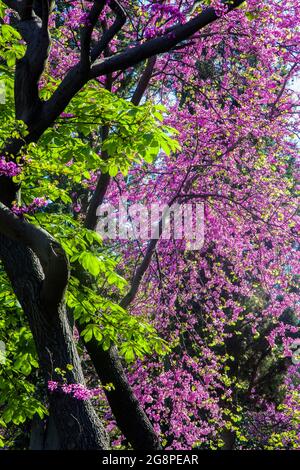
[0,0,299,451]
[0,0,247,450]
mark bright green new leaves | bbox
[0,0,5,17]
[57,82,180,175]
[19,80,180,208]
[69,278,169,362]
[0,24,25,67]
[0,271,47,446]
[26,211,169,363]
[0,8,26,67]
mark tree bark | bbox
[0,235,109,449]
[78,328,161,450]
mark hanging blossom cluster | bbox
[143,3,185,38]
[240,366,300,449]
[211,0,230,16]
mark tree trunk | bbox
[79,331,161,450]
[0,235,109,449]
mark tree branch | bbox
[14,1,52,125]
[41,0,244,144]
[119,169,190,308]
[120,238,158,309]
[90,0,245,78]
[131,56,156,106]
[0,202,69,309]
[81,0,106,69]
[91,0,126,62]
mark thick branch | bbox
[14,1,52,124]
[120,238,158,309]
[85,173,110,230]
[131,56,156,106]
[119,171,189,308]
[45,0,244,123]
[0,232,108,449]
[0,202,69,309]
[90,0,245,78]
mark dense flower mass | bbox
[96,0,300,448]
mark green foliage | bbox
[68,277,169,362]
[32,213,169,362]
[7,77,180,210]
[0,270,47,447]
[39,79,180,176]
[0,1,5,17]
[0,20,26,67]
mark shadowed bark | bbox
[0,234,108,449]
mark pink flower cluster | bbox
[0,157,21,177]
[12,197,49,215]
[48,380,103,401]
[151,3,185,22]
[82,171,99,190]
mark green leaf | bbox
[79,252,101,277]
[82,326,93,342]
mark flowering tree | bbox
[0,0,299,451]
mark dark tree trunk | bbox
[0,235,109,450]
[220,430,236,450]
[79,331,161,450]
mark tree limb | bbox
[119,168,190,308]
[14,1,52,125]
[90,0,245,77]
[91,0,126,62]
[81,0,106,69]
[45,0,244,125]
[0,202,69,309]
[131,56,156,106]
